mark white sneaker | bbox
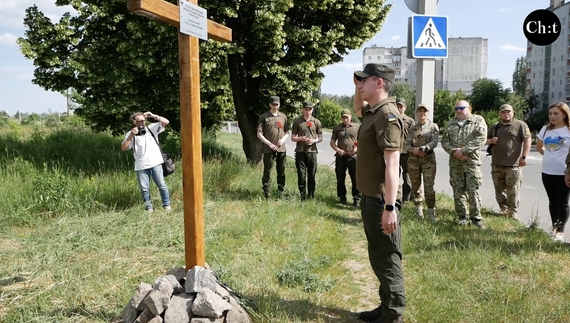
[164,206,172,212]
[458,219,468,226]
[553,232,564,242]
[146,208,154,213]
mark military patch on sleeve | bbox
[525,127,531,135]
[387,115,397,122]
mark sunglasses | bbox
[454,106,467,111]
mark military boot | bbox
[427,208,438,223]
[415,206,424,219]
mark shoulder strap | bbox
[493,122,499,136]
[147,126,164,155]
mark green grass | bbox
[1,127,569,322]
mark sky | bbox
[0,0,549,115]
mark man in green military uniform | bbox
[441,100,488,228]
[396,98,415,204]
[330,109,361,206]
[486,104,531,219]
[405,103,439,221]
[291,102,323,201]
[257,95,290,199]
[352,63,406,323]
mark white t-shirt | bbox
[122,123,165,171]
[537,125,570,175]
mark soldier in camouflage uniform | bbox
[441,100,488,228]
[405,103,439,222]
[486,104,531,220]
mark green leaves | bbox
[20,0,391,160]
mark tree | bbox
[315,98,343,129]
[468,78,507,112]
[19,0,392,163]
[512,56,527,97]
[391,83,415,117]
[433,89,466,127]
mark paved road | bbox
[285,131,562,241]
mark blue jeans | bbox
[136,164,171,210]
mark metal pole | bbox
[415,0,437,121]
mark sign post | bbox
[406,0,442,121]
[127,0,232,271]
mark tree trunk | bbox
[227,53,262,164]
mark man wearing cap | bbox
[257,95,290,199]
[291,101,323,201]
[406,103,439,221]
[486,104,531,219]
[396,98,415,204]
[330,109,361,206]
[352,63,406,323]
[441,100,488,229]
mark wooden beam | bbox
[128,0,232,42]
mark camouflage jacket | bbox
[405,120,439,153]
[441,114,487,166]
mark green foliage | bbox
[478,110,499,129]
[18,0,393,162]
[391,83,416,115]
[315,99,343,128]
[276,257,336,292]
[469,78,508,112]
[7,119,23,140]
[32,165,72,214]
[434,89,466,126]
[512,56,527,96]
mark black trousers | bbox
[295,152,317,198]
[262,152,286,193]
[335,156,360,201]
[541,173,570,233]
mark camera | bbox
[419,146,429,153]
[136,125,147,136]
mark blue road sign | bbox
[412,15,448,58]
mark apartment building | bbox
[362,37,488,94]
[525,0,570,109]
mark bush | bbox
[315,99,343,129]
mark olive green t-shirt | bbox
[257,111,289,153]
[331,123,360,154]
[400,115,415,154]
[356,97,403,198]
[292,117,322,152]
[487,119,531,166]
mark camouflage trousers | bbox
[491,164,522,215]
[449,165,483,220]
[407,154,437,208]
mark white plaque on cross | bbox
[179,0,208,40]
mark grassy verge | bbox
[0,129,569,322]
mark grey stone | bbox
[148,316,164,323]
[191,288,232,318]
[185,266,217,294]
[226,296,251,323]
[134,308,155,323]
[143,277,174,315]
[156,274,184,295]
[190,318,224,323]
[121,300,139,323]
[166,267,187,283]
[133,283,153,310]
[214,283,230,302]
[164,293,195,323]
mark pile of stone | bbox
[122,266,251,323]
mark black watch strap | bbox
[384,204,395,211]
[521,156,526,159]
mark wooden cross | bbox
[127,0,232,271]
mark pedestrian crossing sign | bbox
[411,15,448,58]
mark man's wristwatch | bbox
[384,204,395,211]
[521,156,526,159]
